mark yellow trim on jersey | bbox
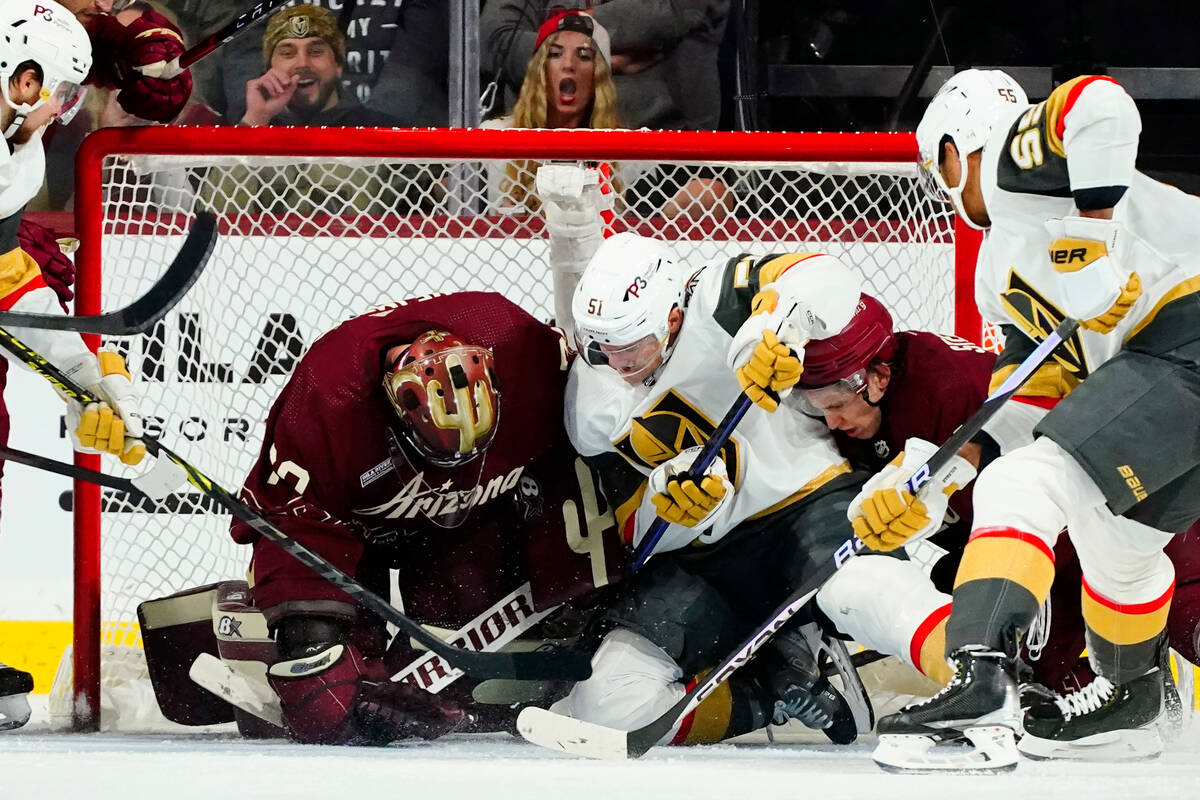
[988,361,1079,399]
[1125,274,1200,342]
[954,535,1055,602]
[678,668,733,744]
[1043,75,1093,158]
[757,253,822,286]
[746,460,852,521]
[1081,590,1171,646]
[917,618,952,686]
[614,482,647,537]
[0,247,43,303]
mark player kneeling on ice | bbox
[0,2,146,730]
[555,236,877,745]
[142,293,625,745]
[863,68,1200,771]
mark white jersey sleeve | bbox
[1059,77,1140,200]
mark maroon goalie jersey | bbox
[231,292,623,629]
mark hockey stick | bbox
[632,394,754,572]
[518,317,1080,758]
[0,327,592,683]
[0,211,216,335]
[0,443,142,495]
[136,0,295,81]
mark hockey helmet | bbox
[916,69,1027,229]
[799,293,896,392]
[383,330,500,467]
[0,2,92,138]
[572,232,684,384]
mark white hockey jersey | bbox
[565,259,851,555]
[0,127,48,219]
[976,76,1200,382]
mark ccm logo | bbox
[1117,464,1148,502]
[1051,248,1090,264]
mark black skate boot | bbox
[758,622,860,744]
[872,647,1020,772]
[0,663,33,731]
[1018,668,1166,761]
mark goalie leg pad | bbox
[213,581,285,739]
[139,583,236,726]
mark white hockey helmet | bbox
[572,232,684,384]
[0,2,92,138]
[915,68,1027,229]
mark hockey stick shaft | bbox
[178,0,295,70]
[0,211,217,335]
[0,326,590,682]
[0,443,141,495]
[632,394,753,571]
[521,317,1079,757]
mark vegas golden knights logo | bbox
[1000,269,1090,379]
[614,390,741,482]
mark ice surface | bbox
[5,725,1200,800]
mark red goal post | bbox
[67,126,985,731]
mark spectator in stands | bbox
[238,5,398,128]
[481,0,730,131]
[483,11,731,224]
[217,0,448,126]
[200,5,426,217]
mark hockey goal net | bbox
[64,126,984,731]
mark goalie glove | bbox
[846,437,977,552]
[725,287,807,412]
[268,643,468,745]
[62,345,146,465]
[646,446,734,531]
[1045,216,1142,334]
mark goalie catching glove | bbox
[847,437,977,551]
[61,345,145,465]
[1045,216,1142,334]
[726,287,807,412]
[647,446,734,530]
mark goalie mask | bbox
[572,232,684,385]
[795,294,896,416]
[915,69,1026,229]
[0,2,91,139]
[383,330,500,467]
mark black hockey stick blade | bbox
[0,211,217,335]
[0,324,590,683]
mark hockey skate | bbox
[0,663,33,731]
[1018,668,1166,761]
[760,621,866,744]
[872,647,1020,773]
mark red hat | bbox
[534,11,611,66]
[799,294,897,388]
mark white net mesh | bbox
[74,130,961,726]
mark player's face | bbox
[939,144,991,228]
[544,30,596,127]
[271,37,342,116]
[58,0,113,22]
[599,334,663,384]
[800,368,888,439]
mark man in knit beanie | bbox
[240,4,396,127]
